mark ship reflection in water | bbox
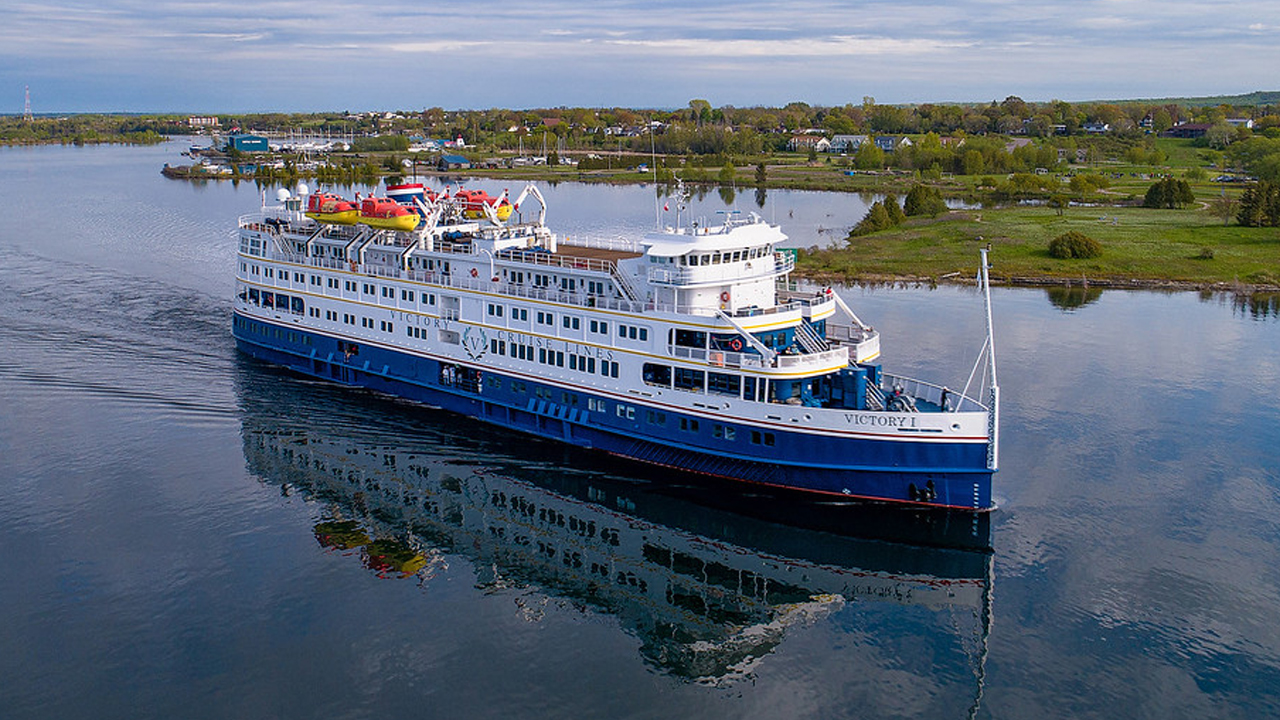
[237,359,993,691]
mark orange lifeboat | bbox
[358,196,419,231]
[305,192,359,225]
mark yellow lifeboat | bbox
[305,192,359,225]
[358,196,419,231]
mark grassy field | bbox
[797,203,1280,289]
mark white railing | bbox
[882,373,988,413]
[774,346,848,370]
[497,248,617,274]
[669,344,846,372]
[559,235,642,253]
[827,322,877,345]
[669,345,766,369]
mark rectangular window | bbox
[674,367,705,392]
[674,329,706,348]
[643,363,672,387]
[680,417,700,433]
[708,372,741,397]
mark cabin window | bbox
[674,368,705,392]
[674,329,706,348]
[713,425,736,441]
[708,372,740,397]
[642,363,672,387]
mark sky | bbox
[4,0,1279,113]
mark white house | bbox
[830,134,870,153]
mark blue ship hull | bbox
[234,312,994,510]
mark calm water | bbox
[2,140,1280,719]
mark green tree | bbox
[1209,194,1238,226]
[903,184,948,217]
[1143,177,1195,208]
[961,149,985,175]
[883,194,905,225]
[854,142,884,170]
[755,162,767,185]
[1237,181,1280,227]
[718,161,736,184]
[1048,231,1103,259]
[849,201,892,237]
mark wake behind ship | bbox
[232,181,1000,510]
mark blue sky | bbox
[5,0,1279,112]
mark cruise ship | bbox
[232,181,1000,510]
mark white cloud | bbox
[3,0,1279,110]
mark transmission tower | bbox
[23,86,33,122]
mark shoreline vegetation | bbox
[5,95,1279,292]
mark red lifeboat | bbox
[358,196,419,231]
[304,192,359,225]
[453,188,513,221]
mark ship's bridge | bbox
[630,215,794,315]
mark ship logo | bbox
[463,326,488,360]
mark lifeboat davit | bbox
[305,192,359,225]
[454,188,513,221]
[358,196,419,231]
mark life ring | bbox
[728,337,743,352]
[720,291,730,303]
[470,268,479,278]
